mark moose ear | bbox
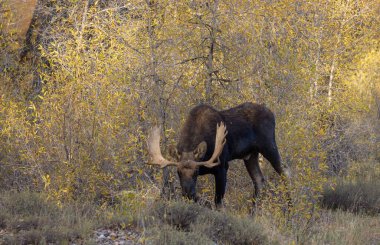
[194,141,207,160]
[168,145,181,161]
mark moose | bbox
[147,102,289,208]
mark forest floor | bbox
[0,191,379,244]
[93,228,142,245]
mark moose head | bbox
[146,123,228,200]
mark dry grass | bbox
[1,190,379,244]
[309,209,380,245]
[0,191,98,244]
[151,225,214,245]
[322,181,380,215]
[145,200,273,245]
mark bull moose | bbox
[147,102,289,208]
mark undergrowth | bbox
[309,209,380,245]
[322,181,380,215]
[144,200,274,245]
[0,191,99,244]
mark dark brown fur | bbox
[175,102,288,207]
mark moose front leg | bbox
[214,168,227,209]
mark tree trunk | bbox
[2,0,38,42]
[327,56,336,106]
[146,0,175,200]
[312,29,322,100]
[77,0,89,52]
[204,0,219,104]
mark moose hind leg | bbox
[261,143,293,209]
[261,142,285,176]
[244,152,265,204]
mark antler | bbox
[146,126,179,168]
[147,123,227,169]
[197,122,228,168]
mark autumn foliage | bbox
[0,0,379,242]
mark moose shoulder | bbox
[147,102,289,208]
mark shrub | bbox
[146,200,272,245]
[322,181,380,214]
[309,209,380,245]
[149,200,203,231]
[0,213,7,229]
[152,225,214,245]
[194,210,269,245]
[101,190,153,229]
